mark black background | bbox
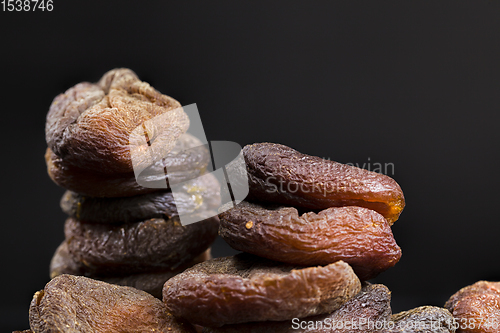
[1,1,500,331]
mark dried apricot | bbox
[64,215,218,275]
[445,281,500,333]
[202,283,391,332]
[29,274,196,332]
[240,143,405,224]
[50,241,212,298]
[46,132,211,197]
[60,172,220,223]
[163,253,361,327]
[219,201,401,280]
[45,68,189,174]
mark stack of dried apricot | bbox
[162,143,401,328]
[162,143,458,332]
[44,68,219,298]
[223,142,405,281]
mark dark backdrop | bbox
[1,1,500,330]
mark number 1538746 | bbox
[2,0,53,11]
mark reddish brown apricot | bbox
[64,215,218,276]
[219,201,401,280]
[45,68,189,174]
[46,132,211,197]
[388,306,455,333]
[50,241,212,298]
[202,283,392,333]
[240,143,405,224]
[445,281,500,333]
[29,274,196,333]
[163,253,361,327]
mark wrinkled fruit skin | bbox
[45,68,189,174]
[50,241,212,299]
[219,201,401,280]
[202,283,392,333]
[29,274,196,333]
[163,253,361,327]
[241,143,405,224]
[46,147,155,197]
[388,306,456,333]
[46,132,211,197]
[64,216,219,275]
[60,172,220,224]
[445,281,500,333]
[60,189,180,223]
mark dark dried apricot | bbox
[29,274,196,333]
[163,253,361,327]
[202,283,391,332]
[60,172,220,224]
[445,281,500,333]
[50,241,212,298]
[219,201,401,280]
[240,143,405,224]
[64,215,218,275]
[388,306,455,333]
[60,189,179,223]
[46,132,211,197]
[45,68,189,174]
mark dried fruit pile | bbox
[45,68,219,299]
[161,143,463,332]
[159,143,437,331]
[13,68,497,332]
